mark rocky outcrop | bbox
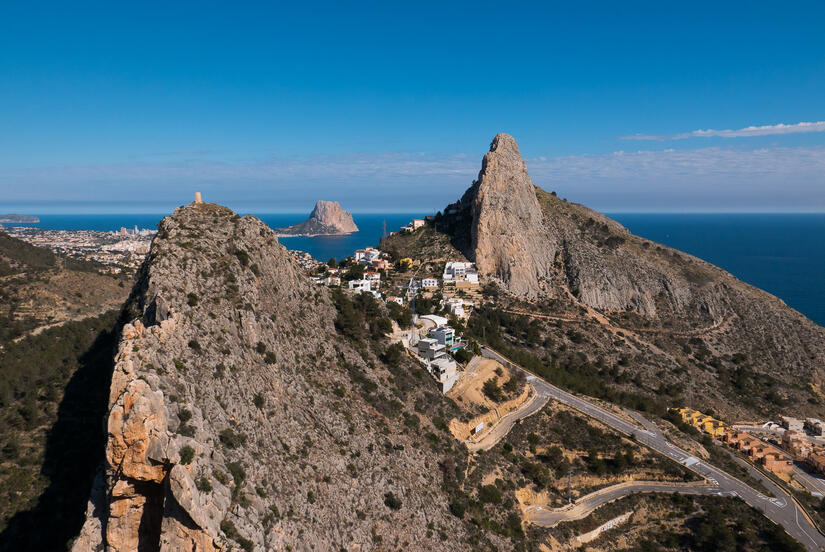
[469,133,555,298]
[442,132,825,419]
[72,201,471,551]
[275,200,358,235]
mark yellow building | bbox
[399,258,413,268]
[676,407,727,438]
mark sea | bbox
[5,212,824,327]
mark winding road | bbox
[480,346,825,551]
[466,386,551,452]
[525,481,726,527]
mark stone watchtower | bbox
[194,192,203,204]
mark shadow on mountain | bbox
[0,320,119,551]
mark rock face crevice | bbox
[275,200,358,235]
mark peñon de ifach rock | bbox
[275,200,358,236]
[72,201,471,551]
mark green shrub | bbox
[180,445,195,465]
[220,428,247,449]
[482,377,503,402]
[478,484,502,504]
[196,476,212,492]
[384,492,402,510]
[187,292,199,306]
[188,339,202,352]
[173,358,186,372]
[213,470,229,485]
[226,461,246,484]
[233,249,250,267]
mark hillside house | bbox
[443,261,479,285]
[429,326,455,348]
[429,357,459,393]
[417,338,446,361]
[445,297,465,316]
[348,279,371,292]
[355,247,381,265]
[421,277,438,288]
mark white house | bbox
[443,261,479,284]
[429,326,455,348]
[387,296,404,306]
[417,338,446,361]
[421,277,438,288]
[354,247,381,265]
[445,297,465,316]
[429,357,459,393]
[348,279,371,292]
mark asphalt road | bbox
[480,346,825,551]
[526,482,727,526]
[467,385,551,452]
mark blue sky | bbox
[1,1,824,213]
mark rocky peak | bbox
[276,200,358,236]
[309,200,357,232]
[72,201,469,552]
[469,133,553,297]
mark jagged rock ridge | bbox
[275,200,358,235]
[72,202,469,551]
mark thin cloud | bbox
[1,146,824,212]
[621,121,825,141]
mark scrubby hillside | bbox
[0,231,129,342]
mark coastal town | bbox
[1,225,155,273]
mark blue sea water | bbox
[6,212,824,326]
[609,214,825,327]
[4,212,424,265]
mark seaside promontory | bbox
[275,200,358,236]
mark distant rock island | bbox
[0,213,39,223]
[275,200,358,236]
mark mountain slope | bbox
[435,133,825,419]
[71,202,474,551]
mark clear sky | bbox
[1,1,824,213]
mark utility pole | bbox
[382,219,387,240]
[567,471,572,504]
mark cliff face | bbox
[72,202,467,551]
[276,200,358,235]
[469,134,555,297]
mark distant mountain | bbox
[0,214,39,223]
[275,200,358,235]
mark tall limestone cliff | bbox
[442,133,825,417]
[468,133,555,297]
[71,202,471,551]
[275,200,358,236]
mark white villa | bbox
[348,279,371,292]
[443,261,479,284]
